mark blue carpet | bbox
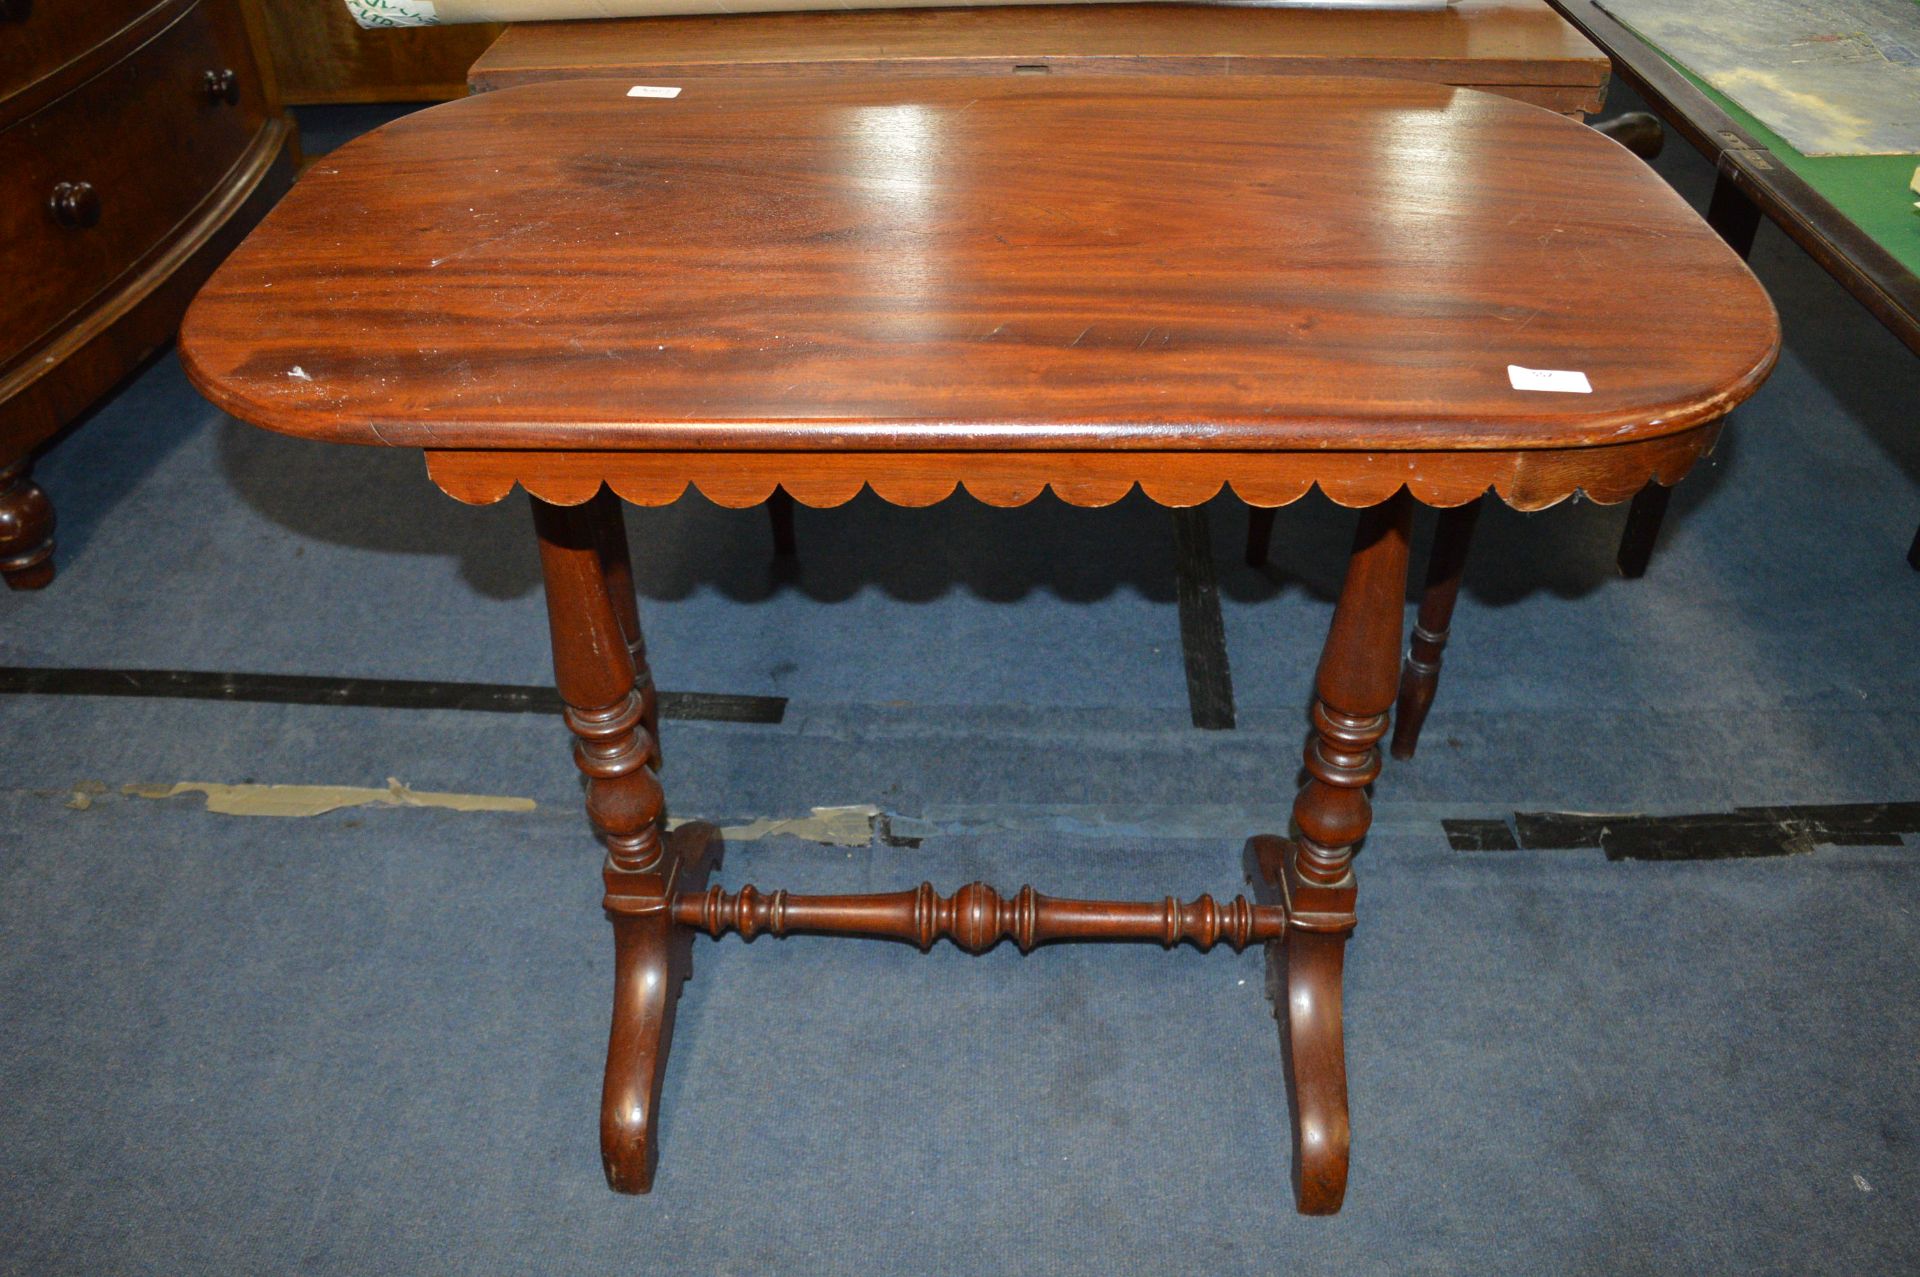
[0,94,1915,1275]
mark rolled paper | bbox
[345,0,1453,31]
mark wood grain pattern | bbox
[181,75,1777,460]
[0,0,178,124]
[469,2,1609,103]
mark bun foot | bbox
[0,461,55,590]
[600,823,718,1194]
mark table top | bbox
[468,2,1609,95]
[1549,0,1918,355]
[1687,87,1919,281]
[180,75,1777,456]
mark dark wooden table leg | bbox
[1909,522,1920,572]
[1613,172,1758,580]
[1706,170,1763,259]
[1246,505,1278,568]
[585,487,659,762]
[768,487,798,559]
[535,489,710,1194]
[1391,497,1481,760]
[1247,490,1411,1215]
[1616,481,1673,579]
[0,459,56,590]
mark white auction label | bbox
[627,85,683,99]
[1507,365,1593,394]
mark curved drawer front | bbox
[0,0,167,107]
[0,0,266,365]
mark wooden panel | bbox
[470,1,1610,104]
[182,76,1776,456]
[243,0,499,103]
[0,0,164,106]
[0,0,268,366]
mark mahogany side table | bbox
[179,75,1778,1214]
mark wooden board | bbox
[469,1,1610,115]
[180,75,1775,460]
[242,0,501,103]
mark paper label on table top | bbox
[627,85,683,98]
[1507,365,1593,394]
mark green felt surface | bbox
[1634,31,1920,280]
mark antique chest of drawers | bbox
[0,0,296,588]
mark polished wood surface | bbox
[535,490,682,1193]
[242,0,500,103]
[0,0,295,587]
[470,1,1608,116]
[0,0,159,110]
[673,880,1288,951]
[1277,489,1411,1212]
[0,458,55,589]
[182,76,1775,458]
[468,0,1612,562]
[187,75,1780,1212]
[2,1,267,358]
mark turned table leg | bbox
[585,487,659,763]
[1616,482,1673,579]
[0,459,56,590]
[1246,505,1278,568]
[767,487,798,559]
[1391,497,1482,760]
[1248,490,1411,1215]
[1614,173,1759,580]
[534,489,710,1194]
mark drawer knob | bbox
[1,1,31,23]
[48,181,100,229]
[203,68,240,106]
